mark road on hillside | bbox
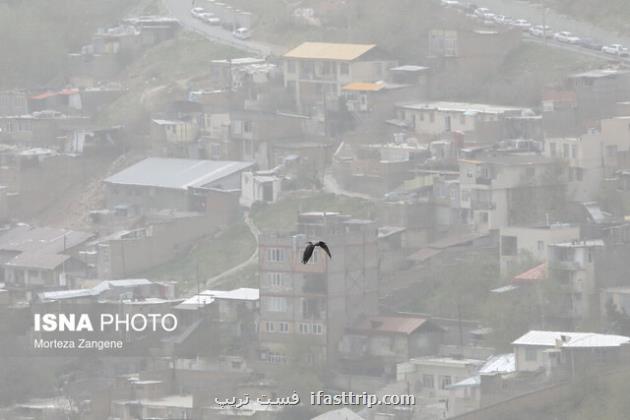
[162,0,286,57]
[470,0,630,48]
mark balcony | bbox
[549,259,582,271]
[475,176,492,186]
[471,200,495,210]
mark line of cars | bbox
[438,0,629,58]
[190,6,252,40]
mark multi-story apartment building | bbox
[499,224,580,277]
[282,42,397,113]
[544,132,604,202]
[257,212,379,367]
[458,154,568,232]
[547,240,604,326]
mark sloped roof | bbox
[104,158,254,190]
[342,82,385,92]
[6,252,70,270]
[0,226,93,254]
[352,316,436,335]
[284,42,376,61]
[38,279,153,302]
[512,330,630,348]
[512,263,546,284]
[311,408,365,420]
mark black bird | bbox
[302,241,332,264]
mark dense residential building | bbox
[544,133,604,202]
[547,240,604,324]
[282,42,397,112]
[394,101,532,142]
[257,212,379,367]
[458,154,568,232]
[499,224,580,276]
[104,157,254,218]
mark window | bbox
[439,375,452,389]
[549,142,556,157]
[312,324,323,335]
[459,114,465,125]
[537,241,545,252]
[265,321,275,332]
[268,248,286,263]
[525,348,537,362]
[287,60,296,74]
[571,144,577,159]
[339,63,349,75]
[268,272,286,289]
[563,144,570,159]
[298,323,310,334]
[501,236,518,256]
[576,167,584,181]
[429,111,435,123]
[422,374,434,389]
[278,322,289,333]
[264,296,288,312]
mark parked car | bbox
[528,25,552,38]
[190,7,205,19]
[233,27,252,40]
[602,43,630,57]
[494,15,513,25]
[511,19,532,30]
[202,13,221,25]
[553,31,581,44]
[473,7,490,18]
[578,37,603,50]
[440,0,461,6]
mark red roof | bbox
[542,89,577,103]
[30,88,79,100]
[352,316,431,335]
[512,263,546,284]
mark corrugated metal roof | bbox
[284,42,375,60]
[397,101,528,115]
[312,408,365,420]
[200,287,259,301]
[512,330,630,348]
[0,226,93,254]
[479,353,516,374]
[352,316,432,335]
[104,158,254,190]
[6,253,70,270]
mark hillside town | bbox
[4,0,630,419]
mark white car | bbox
[511,19,531,30]
[203,13,221,25]
[473,7,490,18]
[233,27,252,40]
[190,7,205,19]
[553,31,581,44]
[602,43,630,57]
[440,0,461,6]
[494,15,513,25]
[528,25,552,38]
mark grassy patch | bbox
[473,42,603,106]
[251,192,376,232]
[143,223,256,289]
[99,31,241,129]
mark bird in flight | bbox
[302,241,331,264]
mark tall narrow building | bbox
[257,212,379,367]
